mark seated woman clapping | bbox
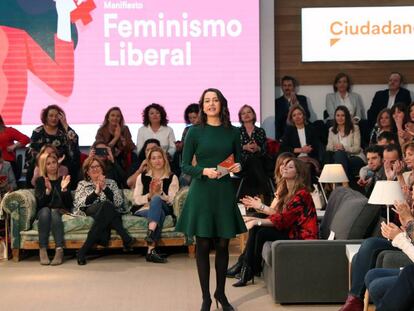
[133,146,179,263]
[230,158,318,287]
[73,156,134,265]
[35,153,72,266]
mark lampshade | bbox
[368,180,405,205]
[318,164,349,183]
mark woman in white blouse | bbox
[133,146,179,263]
[136,103,176,158]
[325,72,364,123]
[325,105,366,179]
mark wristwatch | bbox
[257,220,262,226]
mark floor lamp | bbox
[368,180,405,224]
[318,164,349,204]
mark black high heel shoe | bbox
[213,293,234,311]
[232,264,254,287]
[200,297,212,311]
[226,261,243,278]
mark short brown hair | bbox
[82,156,105,180]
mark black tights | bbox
[195,236,229,300]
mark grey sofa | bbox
[261,187,382,304]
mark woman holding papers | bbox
[176,88,246,311]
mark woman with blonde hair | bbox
[233,158,318,287]
[35,153,72,265]
[133,146,179,263]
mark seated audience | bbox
[34,153,72,265]
[237,104,271,198]
[26,105,80,188]
[87,141,126,189]
[325,72,365,123]
[357,145,385,197]
[391,102,410,147]
[338,144,405,311]
[73,156,134,265]
[31,144,69,187]
[0,149,17,196]
[127,138,161,189]
[174,103,200,179]
[366,263,414,311]
[325,106,366,180]
[0,115,30,180]
[136,103,176,158]
[230,158,317,287]
[176,103,200,152]
[376,131,399,147]
[402,102,414,143]
[367,72,412,131]
[226,152,294,278]
[365,213,414,311]
[95,107,135,171]
[275,75,310,140]
[280,104,321,179]
[369,108,395,145]
[132,147,179,263]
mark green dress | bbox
[175,124,247,238]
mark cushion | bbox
[320,187,349,239]
[262,241,273,267]
[328,188,379,239]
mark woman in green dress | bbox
[176,88,247,311]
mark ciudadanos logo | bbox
[329,19,414,46]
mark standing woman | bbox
[176,88,246,311]
[35,153,72,265]
[95,107,135,171]
[0,115,30,180]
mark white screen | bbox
[302,6,414,62]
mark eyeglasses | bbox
[89,164,102,170]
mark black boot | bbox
[226,260,243,278]
[232,264,254,287]
[213,292,234,311]
[146,248,167,263]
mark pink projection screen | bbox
[0,0,260,144]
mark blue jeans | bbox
[37,207,64,248]
[350,237,396,299]
[365,268,399,306]
[134,196,169,242]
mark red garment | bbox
[0,127,30,162]
[0,26,74,124]
[268,188,318,240]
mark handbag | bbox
[311,184,326,210]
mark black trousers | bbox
[78,201,131,258]
[243,226,289,274]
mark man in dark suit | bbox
[367,72,412,130]
[274,76,310,140]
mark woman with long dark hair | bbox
[233,158,317,287]
[325,105,366,179]
[176,88,246,311]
